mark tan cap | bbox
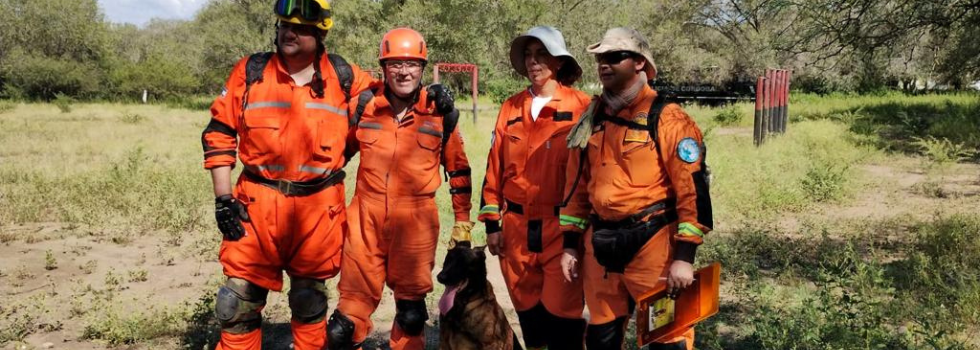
[587,27,657,79]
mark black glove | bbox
[426,84,455,115]
[215,194,250,241]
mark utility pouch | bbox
[591,207,678,274]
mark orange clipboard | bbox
[636,262,721,346]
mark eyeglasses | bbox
[274,0,329,22]
[595,51,636,65]
[386,60,424,71]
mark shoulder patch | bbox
[677,137,700,163]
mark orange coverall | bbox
[560,85,713,350]
[202,53,373,350]
[337,88,472,350]
[478,84,591,347]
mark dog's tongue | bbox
[439,284,461,316]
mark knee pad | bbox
[516,303,549,348]
[215,278,268,334]
[327,310,361,350]
[394,299,429,336]
[585,316,628,350]
[287,277,328,324]
[649,339,688,350]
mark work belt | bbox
[590,199,678,274]
[505,199,560,254]
[243,169,346,196]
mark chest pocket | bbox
[356,122,382,145]
[417,122,443,152]
[315,118,349,162]
[622,129,653,154]
[621,129,660,185]
[242,114,281,158]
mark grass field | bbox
[0,92,978,349]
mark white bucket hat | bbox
[509,26,583,85]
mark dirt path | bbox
[0,230,221,350]
[775,159,980,236]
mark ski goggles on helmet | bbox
[274,0,330,22]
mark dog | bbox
[436,241,522,350]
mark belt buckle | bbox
[277,179,294,195]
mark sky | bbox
[98,0,209,27]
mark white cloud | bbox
[98,0,208,26]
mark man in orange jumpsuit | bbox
[559,28,714,350]
[200,1,383,349]
[329,28,472,350]
[478,26,591,349]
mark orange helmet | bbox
[379,27,427,62]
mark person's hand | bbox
[560,248,580,282]
[486,231,504,257]
[666,260,694,299]
[426,84,455,115]
[215,194,250,241]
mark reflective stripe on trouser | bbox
[336,192,439,350]
[217,179,346,350]
[582,224,694,350]
[498,210,585,318]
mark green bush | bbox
[0,100,13,113]
[712,105,744,126]
[108,55,201,101]
[892,215,980,323]
[118,112,147,124]
[912,136,973,165]
[164,95,213,111]
[483,77,527,104]
[800,161,850,202]
[1,48,102,100]
[53,93,75,113]
[82,306,185,345]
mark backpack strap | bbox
[244,52,273,86]
[327,53,353,101]
[442,109,460,146]
[241,52,274,114]
[350,89,374,128]
[646,94,669,154]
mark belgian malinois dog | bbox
[436,241,521,350]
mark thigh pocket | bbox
[242,115,281,159]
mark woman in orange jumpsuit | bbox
[478,26,590,350]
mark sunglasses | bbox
[595,51,636,65]
[274,0,330,22]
